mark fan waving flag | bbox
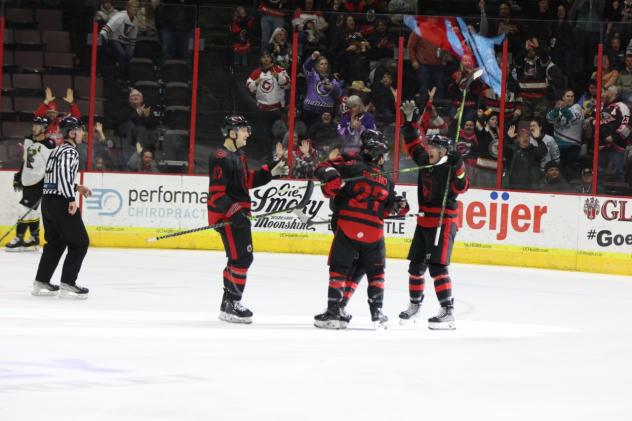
[456,17,505,96]
[403,15,466,59]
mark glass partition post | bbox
[592,42,603,195]
[287,31,299,175]
[87,21,99,171]
[393,35,404,183]
[0,17,4,97]
[496,38,509,189]
[188,27,201,175]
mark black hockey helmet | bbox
[427,134,453,151]
[360,129,389,163]
[221,115,252,138]
[59,116,83,138]
[32,116,50,129]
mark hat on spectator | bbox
[346,95,363,108]
[350,81,371,93]
[581,167,593,176]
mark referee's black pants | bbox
[35,196,89,285]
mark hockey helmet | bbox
[59,116,83,138]
[221,115,252,138]
[32,116,50,129]
[360,129,389,163]
[427,134,453,151]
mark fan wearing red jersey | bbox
[399,100,470,330]
[313,130,409,329]
[208,115,288,324]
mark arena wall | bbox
[1,171,630,276]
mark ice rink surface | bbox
[1,247,632,420]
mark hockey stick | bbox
[433,68,484,246]
[0,198,42,244]
[147,181,315,243]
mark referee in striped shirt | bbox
[33,116,92,298]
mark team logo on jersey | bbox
[85,189,123,216]
[315,80,331,97]
[260,78,274,93]
[583,197,600,220]
[215,150,227,158]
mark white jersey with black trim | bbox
[43,143,79,201]
[21,137,55,187]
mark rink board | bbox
[0,171,630,275]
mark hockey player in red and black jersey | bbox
[313,130,409,329]
[207,115,288,324]
[399,100,470,330]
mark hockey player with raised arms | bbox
[6,117,55,252]
[208,115,289,324]
[313,129,409,329]
[398,100,469,329]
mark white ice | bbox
[1,248,632,421]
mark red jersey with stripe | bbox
[207,146,272,224]
[401,122,469,228]
[316,156,396,243]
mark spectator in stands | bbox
[330,15,358,55]
[591,53,619,89]
[607,34,625,70]
[455,119,479,180]
[449,54,484,124]
[127,143,159,172]
[292,0,328,56]
[258,0,287,52]
[302,51,341,126]
[156,0,195,62]
[93,122,117,170]
[35,87,81,145]
[337,95,377,153]
[100,0,139,83]
[371,72,396,124]
[489,1,522,54]
[540,160,570,192]
[292,138,320,179]
[598,85,629,182]
[367,19,395,62]
[578,79,598,119]
[407,30,444,105]
[615,53,632,99]
[273,137,288,165]
[95,0,119,27]
[504,125,547,190]
[246,51,290,159]
[94,155,108,172]
[550,2,575,88]
[117,89,158,154]
[513,37,550,119]
[272,112,307,147]
[569,0,605,85]
[269,27,292,69]
[474,110,500,188]
[575,167,594,193]
[231,6,255,67]
[307,111,341,158]
[546,89,584,179]
[336,32,371,84]
[530,117,560,173]
[136,0,159,36]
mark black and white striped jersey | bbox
[43,143,79,202]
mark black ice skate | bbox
[399,302,422,324]
[428,306,455,330]
[22,237,40,251]
[59,283,89,299]
[5,237,26,252]
[31,280,59,296]
[339,307,352,328]
[314,305,345,329]
[219,298,253,324]
[369,300,388,330]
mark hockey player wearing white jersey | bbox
[6,117,55,252]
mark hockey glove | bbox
[318,167,342,198]
[226,203,250,228]
[392,195,410,217]
[13,172,23,192]
[271,160,289,177]
[447,151,464,169]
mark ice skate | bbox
[219,298,253,324]
[5,237,26,252]
[58,283,89,299]
[339,307,352,328]
[369,301,388,330]
[31,280,59,296]
[314,305,344,329]
[399,302,422,325]
[22,237,40,252]
[428,306,455,330]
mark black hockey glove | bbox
[13,172,23,192]
[392,194,410,217]
[447,151,464,169]
[226,203,250,228]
